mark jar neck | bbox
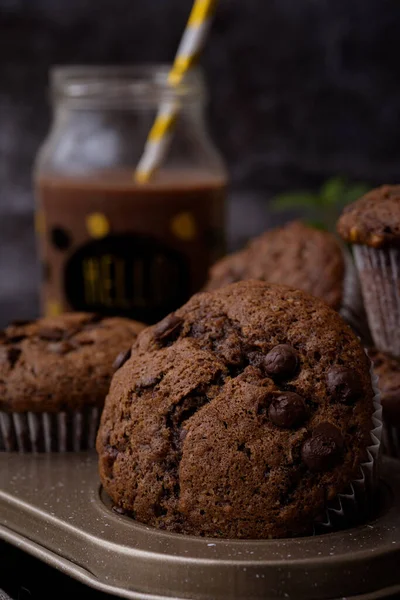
[53,100,205,118]
[51,65,207,111]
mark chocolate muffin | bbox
[97,281,375,539]
[369,348,400,457]
[205,221,345,310]
[338,185,400,355]
[0,313,145,452]
[337,185,400,248]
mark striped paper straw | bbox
[135,0,217,183]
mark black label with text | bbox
[64,234,190,323]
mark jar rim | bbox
[50,64,206,108]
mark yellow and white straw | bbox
[135,0,217,183]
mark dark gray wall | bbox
[1,0,400,325]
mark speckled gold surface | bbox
[0,453,399,599]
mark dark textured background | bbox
[1,0,400,326]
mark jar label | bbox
[64,234,190,323]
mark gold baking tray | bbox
[0,452,399,600]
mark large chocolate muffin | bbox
[205,221,345,310]
[97,281,374,539]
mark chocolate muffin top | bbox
[337,185,400,248]
[0,313,145,413]
[369,348,400,422]
[97,280,374,539]
[205,221,345,310]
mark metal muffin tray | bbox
[0,452,399,600]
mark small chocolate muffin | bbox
[0,313,145,452]
[369,348,400,457]
[338,185,400,356]
[97,281,374,539]
[205,221,345,310]
[337,185,400,248]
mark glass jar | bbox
[34,65,227,324]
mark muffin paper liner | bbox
[340,245,373,346]
[353,245,400,356]
[382,423,400,459]
[0,407,101,453]
[314,364,382,534]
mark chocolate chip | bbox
[10,320,32,327]
[38,327,65,341]
[5,334,26,344]
[268,392,307,428]
[301,431,342,472]
[48,341,75,355]
[8,347,21,368]
[326,366,362,403]
[313,422,344,449]
[138,374,160,388]
[0,347,21,368]
[74,338,95,346]
[113,348,131,371]
[154,313,183,344]
[264,344,298,379]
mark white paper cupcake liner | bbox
[314,365,382,534]
[353,245,400,356]
[0,407,101,453]
[340,245,373,346]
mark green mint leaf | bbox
[319,177,347,207]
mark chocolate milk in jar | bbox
[34,66,226,324]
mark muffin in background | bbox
[0,313,145,452]
[369,348,400,457]
[98,280,379,539]
[338,185,400,356]
[205,221,348,311]
[205,220,370,342]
